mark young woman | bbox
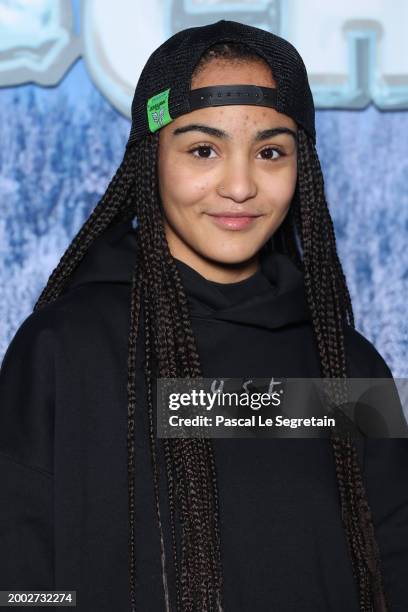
[0,19,407,612]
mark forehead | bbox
[161,58,297,137]
[159,102,298,144]
[191,57,276,88]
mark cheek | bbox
[264,164,297,210]
[159,157,211,211]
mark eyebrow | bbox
[172,123,297,142]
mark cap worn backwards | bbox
[126,19,316,147]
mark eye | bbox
[258,147,284,161]
[188,145,217,160]
[187,144,286,162]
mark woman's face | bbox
[157,58,298,282]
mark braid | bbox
[127,251,144,612]
[295,127,389,612]
[33,144,139,310]
[132,132,224,610]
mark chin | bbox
[201,245,261,266]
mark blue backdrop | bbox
[0,7,407,377]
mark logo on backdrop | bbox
[0,0,407,116]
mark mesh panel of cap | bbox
[127,19,315,145]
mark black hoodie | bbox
[0,220,407,611]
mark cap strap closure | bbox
[189,84,278,110]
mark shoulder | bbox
[0,299,61,474]
[1,298,60,372]
[1,281,131,372]
[343,325,393,378]
[0,281,131,473]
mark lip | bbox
[206,213,261,230]
[208,211,261,217]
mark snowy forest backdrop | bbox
[0,49,407,377]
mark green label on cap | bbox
[147,88,172,132]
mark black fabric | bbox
[127,19,316,145]
[0,220,407,611]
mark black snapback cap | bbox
[126,19,316,146]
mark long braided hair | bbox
[33,42,389,612]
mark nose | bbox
[216,158,257,202]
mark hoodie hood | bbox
[63,219,311,330]
[173,251,311,330]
